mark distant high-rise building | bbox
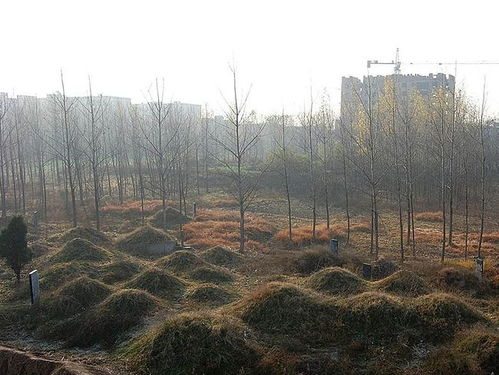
[340,73,455,123]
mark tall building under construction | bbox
[340,73,455,123]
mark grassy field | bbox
[0,193,497,374]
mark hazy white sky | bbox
[2,0,498,116]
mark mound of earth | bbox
[414,293,485,338]
[46,276,112,318]
[41,262,99,290]
[150,207,191,229]
[338,292,417,338]
[51,238,112,263]
[201,246,243,267]
[294,248,344,275]
[374,270,431,297]
[50,226,110,246]
[186,284,236,306]
[307,267,367,296]
[125,267,186,300]
[420,328,499,374]
[232,282,336,343]
[156,250,206,273]
[125,313,260,375]
[116,225,177,256]
[188,266,235,284]
[100,259,143,284]
[436,267,485,294]
[68,289,161,348]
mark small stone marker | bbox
[475,256,484,280]
[29,270,40,305]
[193,202,197,217]
[32,211,40,228]
[330,239,339,255]
[180,224,184,247]
[362,263,372,280]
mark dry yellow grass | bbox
[274,221,370,246]
[415,211,444,222]
[101,200,175,215]
[183,209,274,251]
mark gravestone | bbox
[362,263,372,280]
[29,270,40,305]
[330,239,339,255]
[193,202,197,217]
[31,211,40,228]
[475,256,484,280]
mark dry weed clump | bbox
[307,267,367,296]
[67,288,161,348]
[149,207,191,229]
[414,211,443,222]
[125,267,186,300]
[186,283,236,306]
[124,312,260,375]
[116,225,177,255]
[274,221,370,246]
[183,210,274,250]
[374,270,431,297]
[200,246,243,267]
[51,238,112,263]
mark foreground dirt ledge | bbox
[0,345,101,375]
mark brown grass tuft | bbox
[414,211,443,222]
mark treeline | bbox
[0,71,496,259]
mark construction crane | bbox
[367,48,401,74]
[367,48,499,74]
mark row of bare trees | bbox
[0,70,495,258]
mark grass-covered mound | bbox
[419,328,499,374]
[50,226,111,246]
[414,293,486,337]
[436,267,484,294]
[188,266,235,284]
[45,276,112,318]
[40,262,99,290]
[200,246,243,267]
[124,313,260,375]
[186,284,236,306]
[149,207,191,229]
[125,267,186,300]
[307,267,367,296]
[294,247,344,275]
[338,292,418,338]
[68,289,161,348]
[51,238,112,263]
[116,225,177,255]
[232,282,337,343]
[156,250,206,273]
[100,259,143,284]
[374,270,431,297]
